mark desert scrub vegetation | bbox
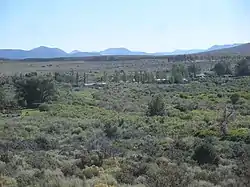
[0,62,250,187]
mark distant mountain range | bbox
[0,43,247,59]
[199,43,250,56]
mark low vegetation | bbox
[1,56,250,187]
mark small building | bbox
[182,78,189,83]
[83,82,106,89]
[196,73,206,78]
[155,78,167,84]
[223,74,233,78]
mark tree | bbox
[103,71,107,82]
[235,58,250,76]
[113,70,120,82]
[170,64,186,84]
[147,95,165,116]
[220,106,235,136]
[83,72,88,84]
[134,71,140,83]
[187,63,201,78]
[75,72,79,86]
[14,75,57,108]
[148,72,155,83]
[121,70,127,82]
[192,142,219,165]
[213,62,232,76]
[0,87,5,110]
[213,62,225,76]
[230,93,240,105]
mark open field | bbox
[1,57,250,187]
[0,58,217,74]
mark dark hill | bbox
[198,43,250,56]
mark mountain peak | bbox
[207,44,242,51]
[0,43,249,59]
[101,48,132,55]
[70,50,82,54]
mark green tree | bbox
[235,58,250,76]
[192,142,219,165]
[103,71,107,82]
[156,71,160,79]
[134,71,140,83]
[14,75,57,108]
[121,70,127,82]
[83,72,87,84]
[148,72,155,83]
[213,62,232,76]
[170,64,185,84]
[113,70,120,82]
[0,87,5,110]
[147,95,165,116]
[213,62,226,76]
[187,63,201,78]
[75,72,79,86]
[230,93,240,105]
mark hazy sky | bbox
[1,0,250,52]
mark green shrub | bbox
[16,171,36,187]
[26,152,59,170]
[146,95,165,116]
[104,122,117,138]
[0,176,18,187]
[146,162,193,187]
[76,151,103,169]
[82,166,100,179]
[0,152,13,163]
[72,127,83,135]
[217,93,223,98]
[34,136,58,150]
[61,163,81,177]
[222,128,250,142]
[37,176,86,187]
[230,93,240,105]
[39,103,50,112]
[179,93,189,99]
[192,142,219,165]
[174,100,198,112]
[195,130,219,138]
[0,87,6,108]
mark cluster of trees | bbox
[108,63,201,84]
[54,71,88,86]
[108,57,250,84]
[212,57,250,76]
[0,73,57,111]
[106,70,156,84]
[14,75,56,108]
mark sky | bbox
[1,0,250,52]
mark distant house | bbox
[196,73,206,78]
[182,78,189,83]
[155,78,168,84]
[83,82,106,88]
[223,74,233,78]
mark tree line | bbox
[108,57,250,83]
